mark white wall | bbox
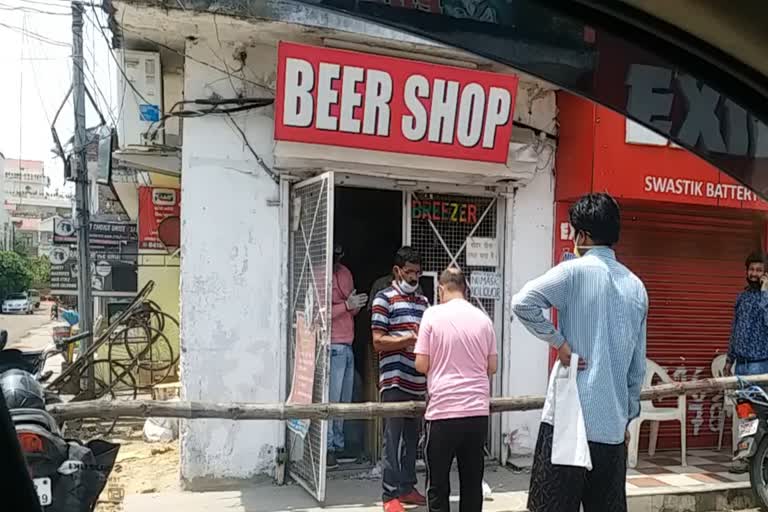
[179,38,283,486]
[502,90,557,460]
[177,30,558,483]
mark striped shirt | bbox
[371,283,429,396]
[512,247,648,445]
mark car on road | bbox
[1,293,34,315]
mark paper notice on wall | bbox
[470,271,502,301]
[287,312,317,438]
[466,237,498,267]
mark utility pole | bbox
[72,1,94,394]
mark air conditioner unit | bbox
[116,50,163,147]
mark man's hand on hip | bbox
[558,342,587,370]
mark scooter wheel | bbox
[750,435,768,510]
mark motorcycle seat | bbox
[0,350,40,374]
[11,408,62,436]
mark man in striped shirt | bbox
[371,246,429,512]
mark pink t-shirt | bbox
[414,298,497,421]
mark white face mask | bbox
[399,280,418,294]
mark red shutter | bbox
[616,203,766,449]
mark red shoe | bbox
[400,490,427,506]
[383,499,406,512]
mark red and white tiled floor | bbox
[627,449,749,492]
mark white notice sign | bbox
[470,271,502,300]
[466,237,498,267]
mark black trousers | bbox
[527,423,627,512]
[382,389,421,502]
[425,416,488,512]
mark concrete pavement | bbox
[119,467,758,512]
[1,302,58,350]
[123,469,530,512]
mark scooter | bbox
[0,330,91,406]
[0,330,120,511]
[733,384,768,509]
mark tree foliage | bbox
[26,256,51,289]
[0,251,32,300]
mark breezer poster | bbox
[287,312,317,438]
[138,187,180,250]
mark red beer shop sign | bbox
[275,42,520,164]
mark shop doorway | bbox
[332,186,403,467]
[408,191,505,458]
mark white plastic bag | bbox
[550,353,592,470]
[540,360,562,426]
[143,416,178,442]
[143,397,180,442]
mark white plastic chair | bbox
[712,354,738,452]
[627,359,687,468]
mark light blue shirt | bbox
[512,247,648,445]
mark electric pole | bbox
[72,1,94,393]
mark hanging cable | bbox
[142,96,273,142]
[225,112,279,184]
[0,3,70,16]
[83,8,152,107]
[89,2,129,128]
[118,25,272,93]
[0,21,70,47]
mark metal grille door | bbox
[410,192,501,457]
[287,172,334,503]
[411,192,499,320]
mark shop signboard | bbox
[287,312,317,438]
[50,242,138,296]
[53,218,137,246]
[275,42,520,164]
[556,95,768,210]
[411,199,479,224]
[469,271,502,300]
[466,237,498,267]
[138,187,181,250]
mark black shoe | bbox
[327,453,339,469]
[729,460,749,474]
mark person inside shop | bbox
[371,246,430,512]
[726,251,768,471]
[414,267,497,512]
[512,192,648,512]
[328,243,368,469]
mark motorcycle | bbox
[0,330,120,511]
[733,384,768,509]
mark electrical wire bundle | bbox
[143,96,274,143]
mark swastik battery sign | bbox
[275,42,519,164]
[138,187,180,250]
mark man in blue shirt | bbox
[726,252,768,473]
[512,193,648,512]
[726,252,768,376]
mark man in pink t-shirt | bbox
[414,267,498,512]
